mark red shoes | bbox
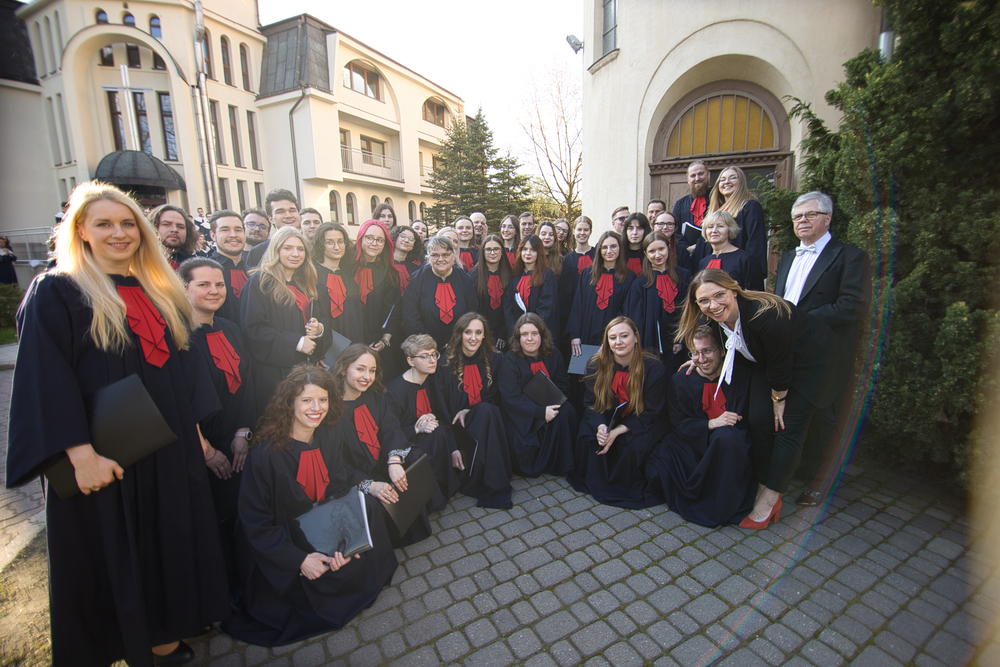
[739,497,782,529]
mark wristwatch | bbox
[235,429,253,442]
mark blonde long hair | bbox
[54,181,192,351]
[708,165,758,217]
[253,226,318,307]
[586,316,657,416]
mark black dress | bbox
[314,263,364,345]
[223,431,398,646]
[698,249,764,291]
[209,252,250,324]
[568,356,669,509]
[433,353,513,509]
[504,269,559,342]
[0,248,17,284]
[335,391,432,547]
[645,368,754,527]
[6,273,229,667]
[385,374,461,509]
[497,351,577,477]
[624,268,692,373]
[402,265,479,350]
[477,269,508,348]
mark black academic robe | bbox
[625,248,644,276]
[433,353,512,509]
[497,351,578,477]
[458,246,479,272]
[166,249,194,271]
[240,272,331,414]
[385,374,460,508]
[566,266,635,345]
[335,391,432,547]
[353,264,402,346]
[671,193,709,272]
[731,200,769,277]
[477,269,508,348]
[314,263,364,345]
[0,249,17,284]
[404,259,423,275]
[246,238,269,268]
[224,431,398,647]
[624,268,692,372]
[554,263,576,339]
[504,269,560,342]
[568,356,669,509]
[564,249,595,278]
[210,252,251,324]
[7,273,229,667]
[402,265,479,350]
[645,369,754,527]
[698,248,764,291]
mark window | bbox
[432,155,440,172]
[329,191,340,223]
[423,99,445,127]
[370,195,379,215]
[602,0,617,55]
[247,111,260,169]
[664,93,777,158]
[45,97,61,165]
[237,180,248,211]
[150,17,165,70]
[123,14,140,68]
[254,182,264,207]
[95,10,108,23]
[59,179,68,202]
[218,178,229,210]
[419,202,426,218]
[133,92,151,155]
[33,23,47,75]
[158,93,177,160]
[360,136,386,167]
[339,129,349,147]
[108,91,125,152]
[346,193,357,225]
[342,61,381,100]
[56,93,72,163]
[201,33,213,79]
[228,105,242,167]
[209,100,224,163]
[408,201,416,222]
[44,17,56,73]
[384,197,393,209]
[95,11,113,65]
[220,37,232,85]
[240,44,251,91]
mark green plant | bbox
[0,284,24,329]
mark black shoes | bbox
[797,489,824,507]
[152,640,194,667]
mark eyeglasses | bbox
[324,239,346,247]
[409,352,440,361]
[613,216,628,223]
[397,235,414,244]
[689,347,719,359]
[483,247,502,254]
[791,210,828,223]
[362,235,386,246]
[695,291,730,308]
[429,252,453,260]
[245,221,268,230]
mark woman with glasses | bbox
[391,225,424,278]
[707,165,768,276]
[385,334,460,507]
[554,219,572,255]
[473,234,513,349]
[498,313,577,477]
[499,214,520,265]
[506,235,560,344]
[352,220,402,360]
[696,211,764,291]
[402,235,479,349]
[312,222,363,346]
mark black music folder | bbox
[293,488,373,558]
[523,370,568,433]
[453,423,479,477]
[380,454,439,535]
[323,330,353,368]
[567,345,600,375]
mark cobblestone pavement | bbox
[1,365,997,666]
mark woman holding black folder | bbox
[498,314,577,477]
[225,365,398,646]
[311,222,363,346]
[7,182,229,666]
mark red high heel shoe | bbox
[739,498,782,529]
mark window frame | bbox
[107,90,125,152]
[221,36,232,86]
[228,104,243,168]
[239,44,252,91]
[246,110,260,170]
[342,61,382,101]
[423,99,445,127]
[158,92,178,161]
[133,91,152,155]
[360,135,387,167]
[209,100,225,164]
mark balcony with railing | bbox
[341,145,403,182]
[420,166,435,188]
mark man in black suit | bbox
[671,161,711,271]
[775,191,868,506]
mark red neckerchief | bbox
[463,363,483,406]
[612,370,630,404]
[706,258,722,270]
[230,269,248,299]
[326,273,346,319]
[656,274,678,313]
[435,282,457,324]
[627,256,642,275]
[354,403,381,460]
[506,250,516,266]
[116,285,170,367]
[577,254,593,274]
[296,448,329,502]
[516,275,532,306]
[702,382,727,420]
[394,263,410,291]
[168,260,180,271]
[487,274,504,310]
[530,360,548,377]
[354,266,373,305]
[286,285,310,326]
[415,387,432,418]
[691,196,707,226]
[460,249,475,272]
[205,330,242,394]
[595,272,614,310]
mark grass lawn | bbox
[0,327,15,345]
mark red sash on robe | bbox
[530,360,548,377]
[506,250,516,266]
[435,282,457,324]
[463,363,483,406]
[394,263,410,291]
[706,258,722,270]
[355,266,373,305]
[612,370,630,405]
[595,273,614,310]
[230,269,248,299]
[354,404,381,460]
[516,275,532,307]
[656,274,678,313]
[326,273,346,319]
[168,260,179,271]
[487,274,504,310]
[205,330,242,394]
[577,254,593,274]
[287,285,311,326]
[702,383,727,420]
[116,285,170,368]
[296,449,329,502]
[415,388,432,418]
[627,256,642,275]
[460,249,475,272]
[691,196,707,226]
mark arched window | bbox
[122,13,135,26]
[220,37,232,85]
[122,14,139,68]
[422,99,445,127]
[240,44,251,91]
[346,193,357,226]
[95,12,113,65]
[370,195,380,215]
[419,202,426,219]
[150,17,166,70]
[200,31,213,79]
[342,61,382,101]
[384,197,393,210]
[408,201,416,222]
[95,10,108,24]
[328,191,340,224]
[664,92,777,158]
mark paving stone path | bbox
[0,366,996,666]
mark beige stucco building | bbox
[580,0,885,231]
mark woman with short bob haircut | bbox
[225,364,398,647]
[697,210,763,291]
[506,234,560,342]
[568,316,669,509]
[8,182,230,665]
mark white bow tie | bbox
[716,326,742,398]
[795,245,818,257]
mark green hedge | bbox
[0,283,24,330]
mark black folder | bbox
[567,345,601,375]
[523,371,568,433]
[380,454,439,535]
[453,423,479,477]
[44,374,178,500]
[293,488,373,558]
[323,330,353,368]
[609,401,630,429]
[682,221,702,245]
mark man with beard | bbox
[150,204,199,269]
[242,207,270,257]
[300,208,324,245]
[208,209,251,324]
[246,189,301,267]
[671,161,712,271]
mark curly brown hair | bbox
[256,364,344,449]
